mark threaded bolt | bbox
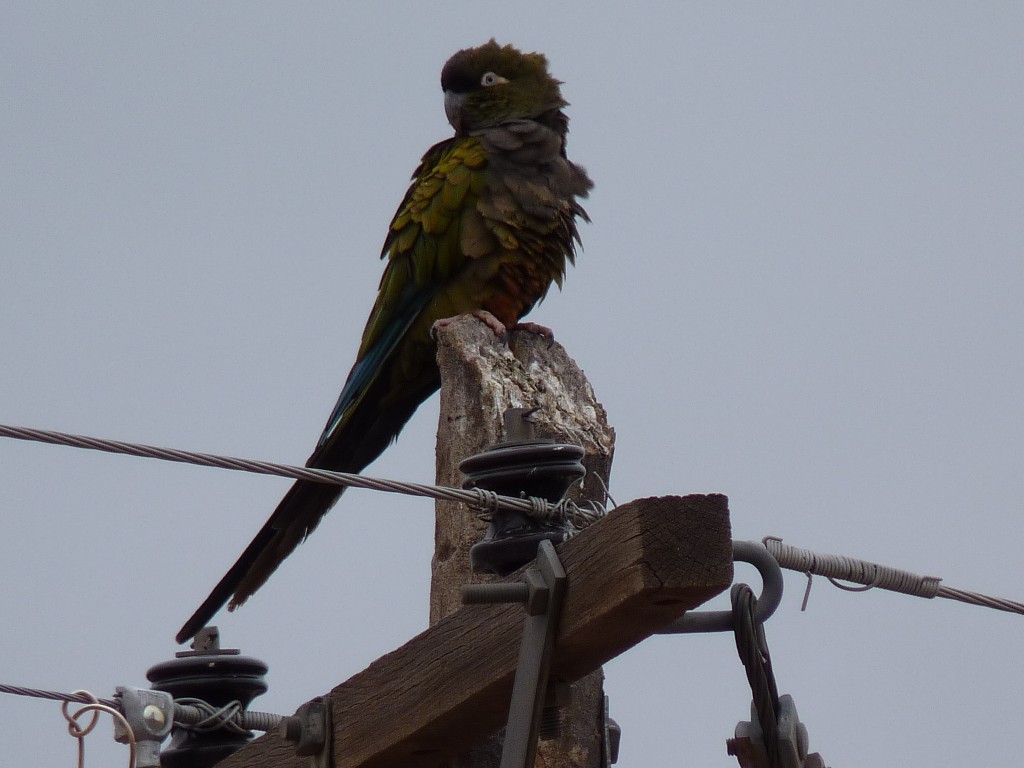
[539,681,571,740]
[539,705,562,740]
[279,716,302,742]
[462,582,530,605]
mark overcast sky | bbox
[2,3,1022,766]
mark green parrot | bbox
[177,40,592,643]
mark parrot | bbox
[176,40,592,644]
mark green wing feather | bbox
[315,136,488,453]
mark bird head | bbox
[441,40,568,135]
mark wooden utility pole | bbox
[431,317,615,768]
[430,317,616,622]
[217,318,734,768]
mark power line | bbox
[2,422,1019,618]
[764,536,1024,616]
[0,423,604,528]
[0,683,116,708]
[0,682,282,732]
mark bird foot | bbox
[432,310,510,340]
[510,321,555,343]
[471,310,509,337]
[431,312,554,345]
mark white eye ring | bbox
[480,71,508,87]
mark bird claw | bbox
[511,321,555,345]
[431,311,510,342]
[472,310,509,338]
[431,313,554,347]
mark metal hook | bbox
[658,541,784,634]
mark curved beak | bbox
[444,90,465,134]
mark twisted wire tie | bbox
[173,698,251,735]
[763,536,1024,615]
[0,423,606,530]
[467,486,604,530]
[60,690,137,768]
[467,480,608,531]
[173,702,283,733]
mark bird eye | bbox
[480,71,508,87]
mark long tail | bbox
[175,479,343,644]
[176,283,442,644]
[176,369,440,644]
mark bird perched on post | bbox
[177,40,592,644]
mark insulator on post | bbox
[147,627,269,768]
[461,407,586,575]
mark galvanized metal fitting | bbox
[113,687,174,768]
[462,568,550,615]
[279,698,331,766]
[728,695,827,768]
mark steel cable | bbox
[764,536,1024,616]
[0,423,604,528]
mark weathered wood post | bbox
[432,317,616,768]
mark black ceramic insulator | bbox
[460,408,586,502]
[147,628,268,768]
[459,441,587,503]
[461,409,586,575]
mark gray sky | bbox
[2,3,1022,766]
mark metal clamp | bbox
[462,539,567,768]
[728,695,827,768]
[659,540,784,634]
[113,686,174,768]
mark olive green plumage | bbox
[177,40,592,643]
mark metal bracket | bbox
[113,686,174,768]
[652,540,825,766]
[600,694,621,767]
[727,583,828,768]
[728,695,827,768]
[279,698,331,768]
[659,540,784,634]
[462,538,567,768]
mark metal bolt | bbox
[539,706,562,740]
[192,626,221,652]
[461,569,550,615]
[278,700,328,758]
[461,582,530,605]
[142,704,166,730]
[522,570,550,615]
[279,715,301,742]
[539,681,571,741]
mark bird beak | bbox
[444,90,464,134]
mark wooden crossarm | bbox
[218,493,733,768]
